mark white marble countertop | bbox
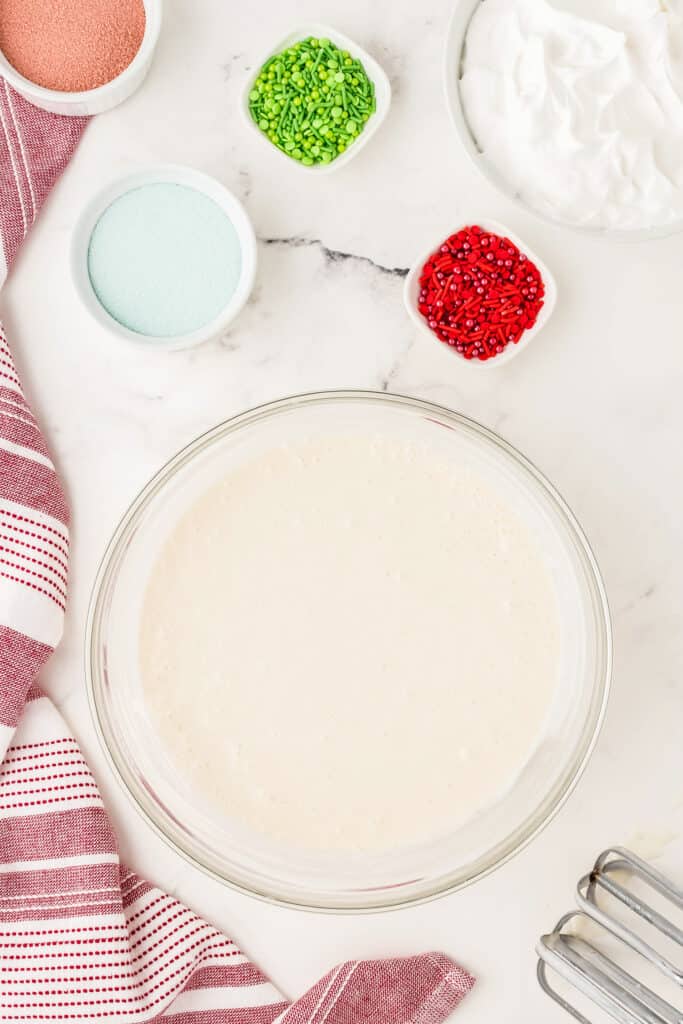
[3,0,683,1018]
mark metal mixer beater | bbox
[537,847,682,1023]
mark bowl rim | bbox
[86,389,613,913]
[70,163,258,350]
[0,0,163,112]
[403,219,557,368]
[443,0,683,243]
[240,22,391,175]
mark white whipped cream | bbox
[460,0,683,230]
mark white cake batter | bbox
[140,435,560,852]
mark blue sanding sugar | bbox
[87,182,243,338]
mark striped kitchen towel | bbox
[0,82,87,288]
[0,83,475,1023]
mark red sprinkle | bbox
[417,226,545,362]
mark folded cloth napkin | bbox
[0,83,475,1023]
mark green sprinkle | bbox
[248,36,376,166]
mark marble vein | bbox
[261,236,409,278]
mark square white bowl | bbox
[403,220,557,369]
[241,23,391,174]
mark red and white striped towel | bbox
[0,84,475,1023]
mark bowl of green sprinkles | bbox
[242,24,391,172]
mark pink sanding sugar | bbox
[0,0,146,93]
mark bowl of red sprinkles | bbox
[404,222,556,366]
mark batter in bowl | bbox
[140,434,560,852]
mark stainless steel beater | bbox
[537,847,682,1023]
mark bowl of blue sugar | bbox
[72,165,257,349]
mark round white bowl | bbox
[444,0,683,242]
[403,220,557,368]
[87,391,612,912]
[241,23,391,175]
[71,164,257,351]
[0,0,162,116]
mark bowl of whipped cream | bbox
[445,0,683,238]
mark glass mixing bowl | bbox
[86,391,612,911]
[444,0,683,242]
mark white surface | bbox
[0,0,161,116]
[403,219,557,368]
[2,0,682,1018]
[240,23,391,174]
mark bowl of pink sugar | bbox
[0,0,161,115]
